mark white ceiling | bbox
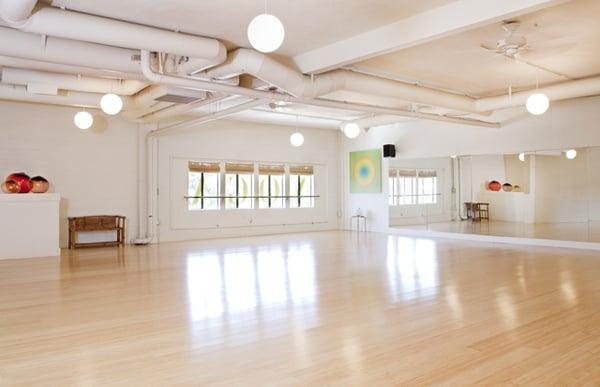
[356,0,600,97]
[27,0,600,128]
[48,0,454,56]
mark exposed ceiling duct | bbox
[341,113,500,132]
[202,48,479,114]
[475,75,600,112]
[0,26,142,77]
[140,50,500,129]
[0,83,130,109]
[0,67,147,95]
[0,1,226,67]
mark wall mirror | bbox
[388,147,600,243]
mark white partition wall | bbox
[0,194,60,259]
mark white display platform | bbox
[0,193,60,259]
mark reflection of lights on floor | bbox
[185,242,319,326]
[386,236,439,302]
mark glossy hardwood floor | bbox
[1,231,599,386]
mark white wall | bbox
[0,101,139,248]
[342,96,600,232]
[155,120,341,242]
[340,132,389,232]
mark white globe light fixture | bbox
[526,93,549,115]
[518,152,526,162]
[247,13,285,53]
[100,93,123,115]
[74,111,93,130]
[342,123,361,139]
[565,149,577,160]
[290,132,304,147]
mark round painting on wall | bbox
[487,180,501,191]
[502,183,513,192]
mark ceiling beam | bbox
[293,0,569,74]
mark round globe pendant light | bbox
[100,93,123,115]
[526,92,549,115]
[342,123,361,139]
[290,132,304,147]
[74,111,93,130]
[247,13,285,53]
[565,149,577,160]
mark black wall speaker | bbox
[383,144,396,158]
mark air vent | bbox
[153,86,206,104]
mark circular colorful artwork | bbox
[353,156,377,187]
[349,149,382,193]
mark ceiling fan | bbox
[480,20,576,80]
[480,20,528,58]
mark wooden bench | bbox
[68,215,125,249]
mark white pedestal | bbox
[0,193,60,259]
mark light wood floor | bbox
[1,231,599,386]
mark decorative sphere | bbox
[290,132,304,147]
[526,93,549,115]
[74,111,94,129]
[100,93,123,115]
[343,123,361,139]
[565,149,577,160]
[247,13,285,53]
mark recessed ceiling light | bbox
[526,93,549,115]
[74,111,93,130]
[247,13,285,53]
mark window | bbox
[417,170,437,204]
[225,163,254,209]
[289,165,314,208]
[258,164,285,209]
[398,169,417,205]
[389,169,438,206]
[188,161,220,210]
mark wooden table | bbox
[68,215,125,249]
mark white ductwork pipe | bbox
[0,0,36,26]
[0,54,142,80]
[0,83,126,109]
[1,67,147,95]
[202,48,479,113]
[150,99,267,136]
[141,50,499,128]
[475,75,600,112]
[138,93,228,123]
[0,27,142,75]
[0,4,226,65]
[343,113,500,130]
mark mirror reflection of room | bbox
[390,147,600,243]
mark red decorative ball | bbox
[487,180,501,191]
[6,172,32,193]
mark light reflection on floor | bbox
[386,236,439,302]
[185,241,319,344]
